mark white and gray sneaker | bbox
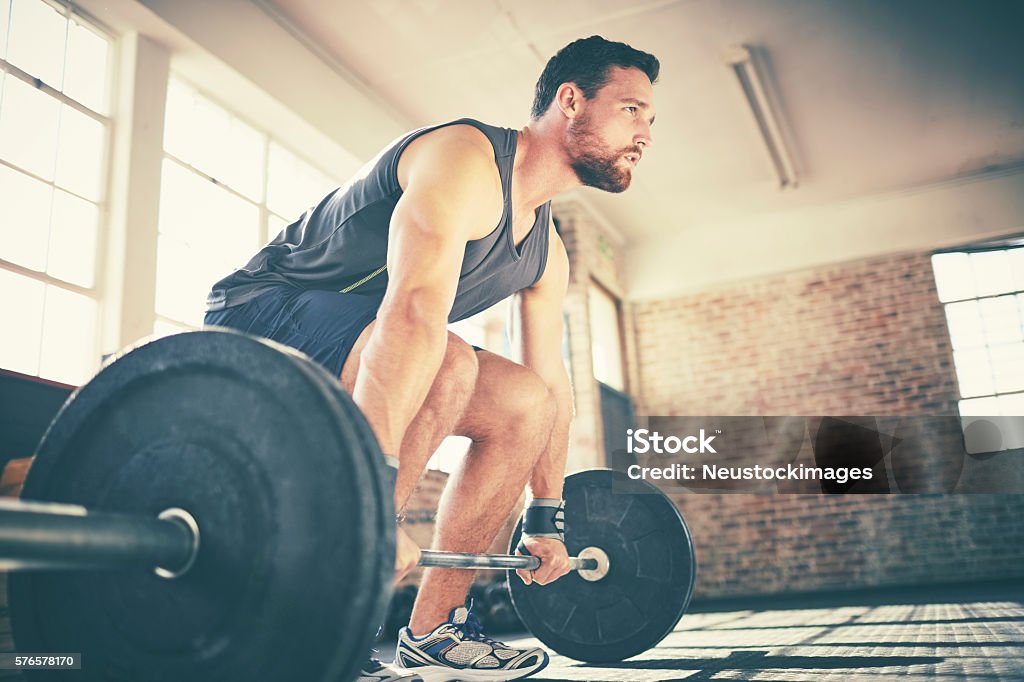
[394,606,549,681]
[356,657,424,682]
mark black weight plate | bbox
[276,340,396,628]
[8,330,393,682]
[507,469,695,662]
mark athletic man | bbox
[205,35,658,682]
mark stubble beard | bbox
[566,113,635,194]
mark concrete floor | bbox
[492,581,1024,682]
[2,580,1022,680]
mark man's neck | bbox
[510,122,580,211]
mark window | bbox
[931,242,1024,417]
[0,0,112,385]
[155,78,338,331]
[589,281,626,391]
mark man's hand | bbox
[395,525,421,584]
[515,536,571,586]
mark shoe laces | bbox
[451,608,500,645]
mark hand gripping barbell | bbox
[0,331,696,681]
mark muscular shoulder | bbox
[395,124,503,238]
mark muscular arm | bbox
[513,220,574,499]
[353,130,501,457]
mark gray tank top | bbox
[206,118,551,323]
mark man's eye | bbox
[625,106,637,114]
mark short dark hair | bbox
[531,36,659,119]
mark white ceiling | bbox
[263,0,1024,244]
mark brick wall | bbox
[631,251,1024,598]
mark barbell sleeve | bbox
[0,498,198,576]
[418,549,598,572]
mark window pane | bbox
[163,79,264,200]
[159,160,257,255]
[63,19,109,114]
[47,189,97,286]
[0,268,44,374]
[952,347,995,398]
[0,75,61,179]
[931,252,976,303]
[267,141,336,218]
[1009,247,1024,292]
[971,250,1014,298]
[979,295,1022,346]
[39,284,96,384]
[0,164,52,270]
[55,104,105,200]
[157,164,258,326]
[0,0,10,60]
[990,344,1024,394]
[156,234,224,327]
[589,284,625,390]
[943,300,986,351]
[998,392,1024,416]
[958,396,1000,417]
[6,0,66,87]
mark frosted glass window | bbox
[589,283,625,391]
[0,268,45,375]
[931,252,975,303]
[54,104,105,200]
[997,393,1024,416]
[6,0,66,87]
[46,189,98,287]
[267,142,336,218]
[978,295,1022,346]
[0,164,52,270]
[0,75,61,179]
[63,19,110,114]
[0,0,10,60]
[943,300,986,350]
[163,79,264,200]
[0,2,109,385]
[39,284,97,385]
[952,348,994,398]
[157,162,258,326]
[970,250,1015,297]
[990,344,1024,394]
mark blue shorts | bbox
[203,287,382,377]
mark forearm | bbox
[528,388,574,500]
[352,296,449,456]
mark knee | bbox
[497,368,558,440]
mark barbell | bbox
[0,331,696,681]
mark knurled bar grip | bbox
[418,549,598,571]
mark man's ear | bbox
[555,83,583,120]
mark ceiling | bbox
[261,0,1024,243]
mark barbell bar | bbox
[0,499,601,575]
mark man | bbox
[205,35,658,682]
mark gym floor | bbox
[372,581,1024,682]
[2,580,1022,679]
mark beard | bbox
[566,113,637,193]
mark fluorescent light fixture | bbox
[723,44,799,190]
